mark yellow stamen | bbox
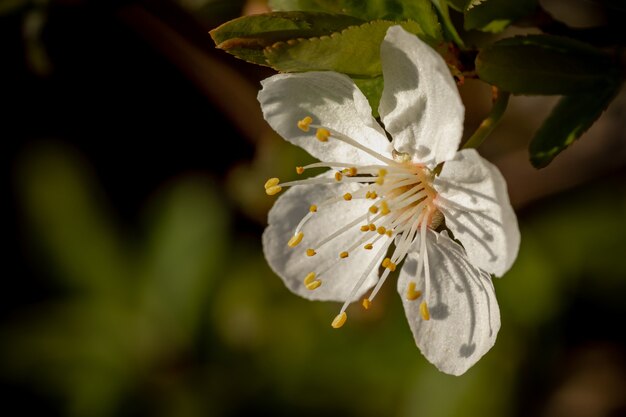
[264,177,279,189]
[343,193,352,201]
[335,171,343,181]
[369,223,376,231]
[380,201,390,215]
[306,280,322,290]
[377,226,386,235]
[365,191,371,199]
[406,282,422,301]
[297,116,313,132]
[369,205,379,214]
[362,298,371,310]
[375,169,387,186]
[304,272,316,285]
[339,251,349,259]
[296,166,304,174]
[346,167,357,177]
[386,230,393,237]
[309,205,318,212]
[420,301,430,321]
[381,257,396,271]
[331,312,347,329]
[306,248,316,257]
[369,191,378,199]
[265,185,282,196]
[316,127,330,142]
[288,232,304,247]
[364,243,373,250]
[360,225,369,232]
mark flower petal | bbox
[258,72,392,166]
[434,149,520,276]
[263,173,389,302]
[397,231,500,376]
[379,26,464,165]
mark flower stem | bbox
[463,88,510,150]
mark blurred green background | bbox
[2,0,626,416]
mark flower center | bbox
[265,116,442,327]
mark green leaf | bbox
[476,35,619,95]
[268,0,442,41]
[430,0,465,47]
[446,0,468,11]
[265,20,434,76]
[529,82,621,168]
[141,178,228,343]
[210,11,365,65]
[354,76,384,117]
[17,143,130,295]
[464,0,538,32]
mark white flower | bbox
[258,26,520,375]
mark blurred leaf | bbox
[446,0,468,11]
[11,143,229,416]
[430,0,465,47]
[141,178,228,345]
[529,82,621,168]
[210,11,364,65]
[476,35,619,95]
[268,0,442,41]
[0,0,29,15]
[265,20,433,75]
[464,0,537,32]
[18,143,130,295]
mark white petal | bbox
[397,231,500,376]
[379,26,464,165]
[258,72,392,166]
[434,149,520,276]
[262,173,388,302]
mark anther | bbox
[386,230,393,237]
[364,243,373,250]
[365,191,371,199]
[297,116,313,132]
[304,272,316,285]
[362,298,371,310]
[345,167,357,177]
[264,178,279,189]
[380,201,390,215]
[375,169,387,186]
[420,301,430,321]
[381,257,396,271]
[306,248,316,257]
[339,251,349,259]
[309,205,318,212]
[335,172,343,181]
[369,224,376,231]
[316,127,330,142]
[306,280,322,290]
[331,312,347,329]
[360,225,370,232]
[369,205,379,214]
[377,226,386,235]
[266,185,282,196]
[296,166,304,174]
[406,282,422,301]
[343,193,352,201]
[370,192,378,199]
[288,232,304,247]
